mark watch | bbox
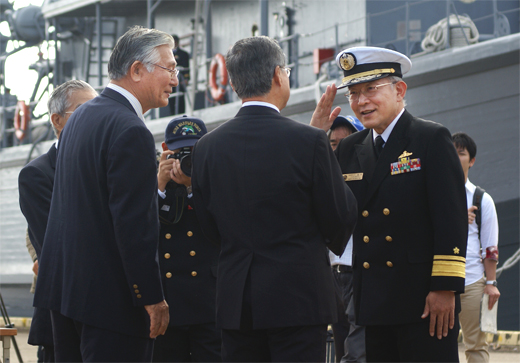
[486,280,497,287]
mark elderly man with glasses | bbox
[32,26,175,361]
[311,46,467,362]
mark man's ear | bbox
[395,80,407,101]
[272,66,283,87]
[130,61,144,82]
[469,157,476,168]
[50,113,62,131]
[162,142,168,151]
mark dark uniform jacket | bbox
[192,105,358,330]
[34,88,164,338]
[18,144,56,347]
[158,182,219,326]
[335,110,468,326]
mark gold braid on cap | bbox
[342,68,395,84]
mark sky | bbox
[1,0,47,115]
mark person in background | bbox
[311,46,467,362]
[18,79,98,363]
[328,115,366,363]
[153,115,221,362]
[169,34,190,115]
[33,26,174,361]
[452,132,500,363]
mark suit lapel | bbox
[355,130,377,182]
[48,144,57,171]
[361,111,412,208]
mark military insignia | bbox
[453,247,460,255]
[398,151,413,159]
[181,125,195,135]
[390,155,421,175]
[343,173,363,181]
[339,53,356,71]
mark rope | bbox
[421,14,479,53]
[497,247,520,279]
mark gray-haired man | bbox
[19,80,97,362]
[33,26,176,361]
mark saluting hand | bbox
[421,290,455,340]
[145,300,169,339]
[310,84,342,132]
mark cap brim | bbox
[165,137,199,150]
[338,73,390,89]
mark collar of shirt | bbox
[372,108,405,143]
[465,178,476,194]
[55,140,59,149]
[107,83,145,122]
[242,101,280,113]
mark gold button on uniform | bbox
[363,236,369,243]
[363,262,370,269]
[362,210,369,217]
[134,289,139,294]
[386,236,393,242]
[137,294,142,298]
[166,272,172,278]
[190,251,196,256]
[383,208,390,215]
[165,233,172,239]
[387,261,394,268]
[133,284,138,289]
[191,271,197,277]
[187,231,193,237]
[164,253,171,259]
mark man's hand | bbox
[484,284,500,310]
[32,260,38,276]
[170,159,191,188]
[421,290,455,339]
[144,300,169,339]
[310,84,342,132]
[468,206,477,224]
[158,150,175,192]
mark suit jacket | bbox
[34,88,164,338]
[158,182,219,326]
[191,105,357,330]
[19,144,56,257]
[335,110,468,326]
[18,144,56,347]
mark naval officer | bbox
[311,46,467,362]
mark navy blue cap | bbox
[165,115,207,150]
[331,115,364,133]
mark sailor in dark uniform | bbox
[311,46,467,362]
[153,115,221,362]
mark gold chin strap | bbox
[342,68,395,84]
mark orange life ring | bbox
[209,53,228,101]
[14,100,31,141]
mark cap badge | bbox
[339,53,356,71]
[181,125,195,135]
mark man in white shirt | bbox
[453,132,500,363]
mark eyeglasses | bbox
[146,62,179,78]
[282,66,291,77]
[345,81,397,102]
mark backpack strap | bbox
[472,185,485,241]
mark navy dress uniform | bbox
[153,116,221,362]
[333,47,468,362]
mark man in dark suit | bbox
[191,36,357,362]
[18,80,97,362]
[169,34,190,115]
[311,46,468,362]
[33,26,177,361]
[153,116,221,362]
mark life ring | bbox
[209,53,228,101]
[14,100,31,141]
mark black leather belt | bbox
[332,265,352,273]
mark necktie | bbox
[375,135,385,158]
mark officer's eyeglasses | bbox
[283,67,291,77]
[345,81,397,102]
[146,62,179,78]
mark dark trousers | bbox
[331,267,366,363]
[152,323,221,362]
[50,310,154,362]
[37,345,55,363]
[221,324,328,362]
[365,316,460,362]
